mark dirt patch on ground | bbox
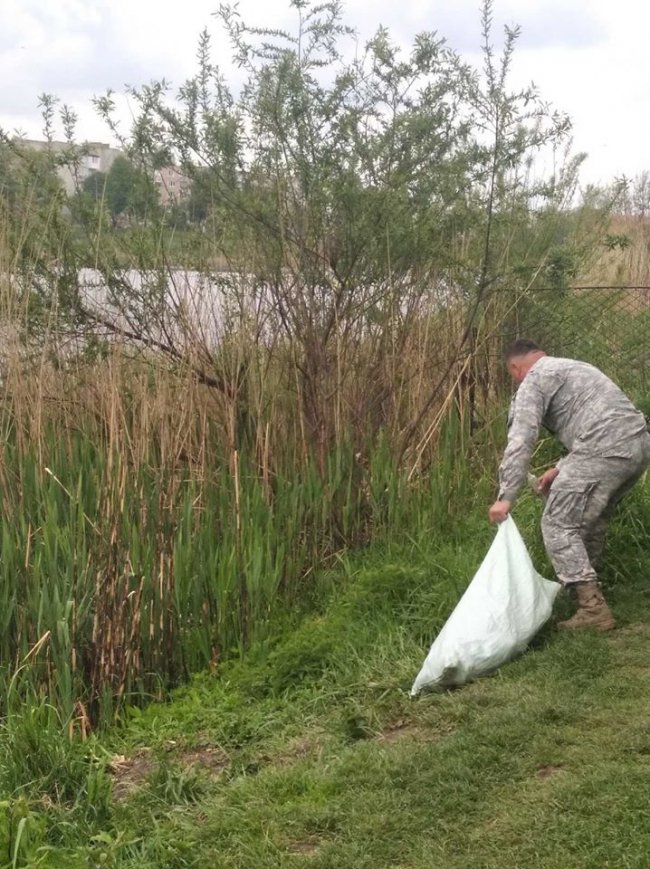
[176,745,230,774]
[284,836,322,857]
[536,765,564,780]
[109,743,229,801]
[376,720,431,744]
[109,750,156,802]
[271,735,323,767]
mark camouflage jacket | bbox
[498,356,648,502]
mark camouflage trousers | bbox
[541,433,650,586]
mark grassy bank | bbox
[2,474,648,867]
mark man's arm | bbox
[494,378,551,510]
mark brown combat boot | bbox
[558,581,616,632]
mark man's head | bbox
[505,339,547,384]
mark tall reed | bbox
[0,336,490,726]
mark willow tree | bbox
[6,0,580,466]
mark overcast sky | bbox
[1,0,647,186]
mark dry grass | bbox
[579,214,650,288]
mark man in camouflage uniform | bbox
[489,339,650,630]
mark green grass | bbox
[1,477,649,867]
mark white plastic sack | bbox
[411,516,560,695]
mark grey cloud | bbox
[33,47,167,94]
[0,3,192,124]
[1,0,608,136]
[0,49,158,119]
[348,0,605,54]
[1,0,194,98]
[514,1,606,50]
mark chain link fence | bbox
[450,285,650,442]
[495,285,650,406]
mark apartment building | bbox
[14,138,123,195]
[153,165,191,207]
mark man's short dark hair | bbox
[505,339,541,359]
